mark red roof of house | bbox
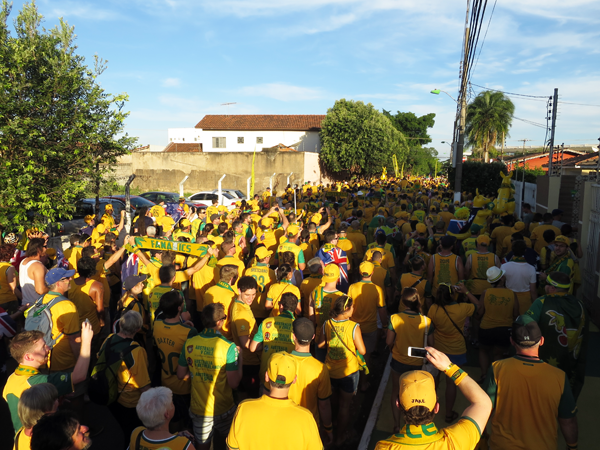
[504,149,585,163]
[164,142,202,153]
[195,115,326,131]
[543,152,599,167]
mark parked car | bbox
[101,195,156,210]
[139,191,206,208]
[187,191,238,207]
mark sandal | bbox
[445,411,459,423]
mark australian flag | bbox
[316,244,349,293]
[164,203,186,224]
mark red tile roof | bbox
[164,142,202,153]
[543,152,598,167]
[195,115,326,131]
[503,149,585,162]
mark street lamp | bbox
[431,89,458,104]
[441,141,452,147]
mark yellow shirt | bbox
[98,334,151,408]
[467,252,496,295]
[480,288,515,329]
[0,262,17,304]
[216,255,246,289]
[266,281,301,317]
[375,420,481,450]
[324,318,360,378]
[397,272,428,306]
[253,311,296,380]
[39,292,80,372]
[192,263,218,310]
[244,264,276,319]
[67,278,101,335]
[230,300,260,366]
[299,275,323,319]
[227,395,322,450]
[286,350,332,424]
[348,281,385,333]
[530,224,562,253]
[256,229,278,253]
[153,319,198,395]
[179,329,239,416]
[431,253,460,299]
[299,242,318,275]
[364,246,395,270]
[336,238,355,268]
[14,428,31,450]
[62,246,82,271]
[428,303,475,355]
[204,281,238,340]
[486,356,576,450]
[129,427,193,450]
[278,239,306,269]
[312,287,345,340]
[347,231,367,258]
[147,285,177,326]
[388,312,431,366]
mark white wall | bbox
[167,128,321,153]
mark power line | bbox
[513,116,547,129]
[470,83,549,99]
[557,101,600,107]
[471,0,497,77]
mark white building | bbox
[167,115,325,153]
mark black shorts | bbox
[479,326,511,348]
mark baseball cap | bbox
[45,268,76,285]
[512,222,526,232]
[416,223,427,234]
[293,318,315,345]
[322,264,340,282]
[399,371,437,411]
[359,261,374,277]
[511,315,542,347]
[429,206,437,212]
[180,219,191,228]
[551,209,563,216]
[3,233,18,244]
[287,224,300,237]
[267,352,297,385]
[123,274,148,291]
[84,215,95,225]
[486,266,506,283]
[553,235,571,245]
[179,196,185,200]
[261,217,274,228]
[255,247,273,260]
[105,204,113,211]
[470,224,482,234]
[476,235,491,246]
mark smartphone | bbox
[408,346,428,358]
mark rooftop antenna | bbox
[221,102,237,116]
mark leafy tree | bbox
[0,1,136,232]
[383,110,438,176]
[465,90,514,163]
[319,99,409,177]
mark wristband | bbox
[444,363,468,386]
[125,243,136,253]
[567,443,578,450]
[323,424,333,432]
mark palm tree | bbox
[465,91,514,162]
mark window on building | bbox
[212,137,226,148]
[257,137,263,144]
[182,138,185,142]
[238,137,244,144]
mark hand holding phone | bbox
[408,346,428,358]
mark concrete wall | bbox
[123,151,326,193]
[167,128,321,153]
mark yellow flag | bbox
[392,155,399,177]
[401,162,404,178]
[250,147,256,197]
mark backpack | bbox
[89,335,138,406]
[24,294,69,348]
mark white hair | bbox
[136,387,173,429]
[119,310,143,335]
[146,226,156,237]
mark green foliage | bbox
[449,161,542,196]
[465,91,514,161]
[382,110,435,146]
[0,1,136,231]
[319,99,409,177]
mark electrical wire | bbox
[557,101,600,107]
[513,116,548,129]
[470,0,497,78]
[470,83,549,99]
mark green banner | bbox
[134,237,209,257]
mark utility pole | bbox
[518,139,532,153]
[547,88,558,175]
[454,2,470,203]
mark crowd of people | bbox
[0,175,590,450]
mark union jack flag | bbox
[316,244,349,293]
[164,203,186,224]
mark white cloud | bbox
[238,83,325,101]
[162,78,181,87]
[44,2,122,21]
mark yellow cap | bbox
[323,264,340,283]
[261,217,274,228]
[512,221,525,232]
[180,219,191,228]
[96,223,106,234]
[476,235,491,246]
[267,352,297,385]
[287,224,300,237]
[359,261,374,276]
[105,204,113,211]
[45,248,57,259]
[399,370,437,411]
[416,223,427,234]
[554,235,571,245]
[84,215,95,224]
[255,247,273,260]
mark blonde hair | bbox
[18,383,58,429]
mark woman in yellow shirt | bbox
[427,283,478,423]
[318,295,366,447]
[265,264,301,317]
[0,243,20,314]
[386,288,432,433]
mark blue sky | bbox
[9,0,600,158]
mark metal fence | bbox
[581,184,600,310]
[513,181,538,218]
